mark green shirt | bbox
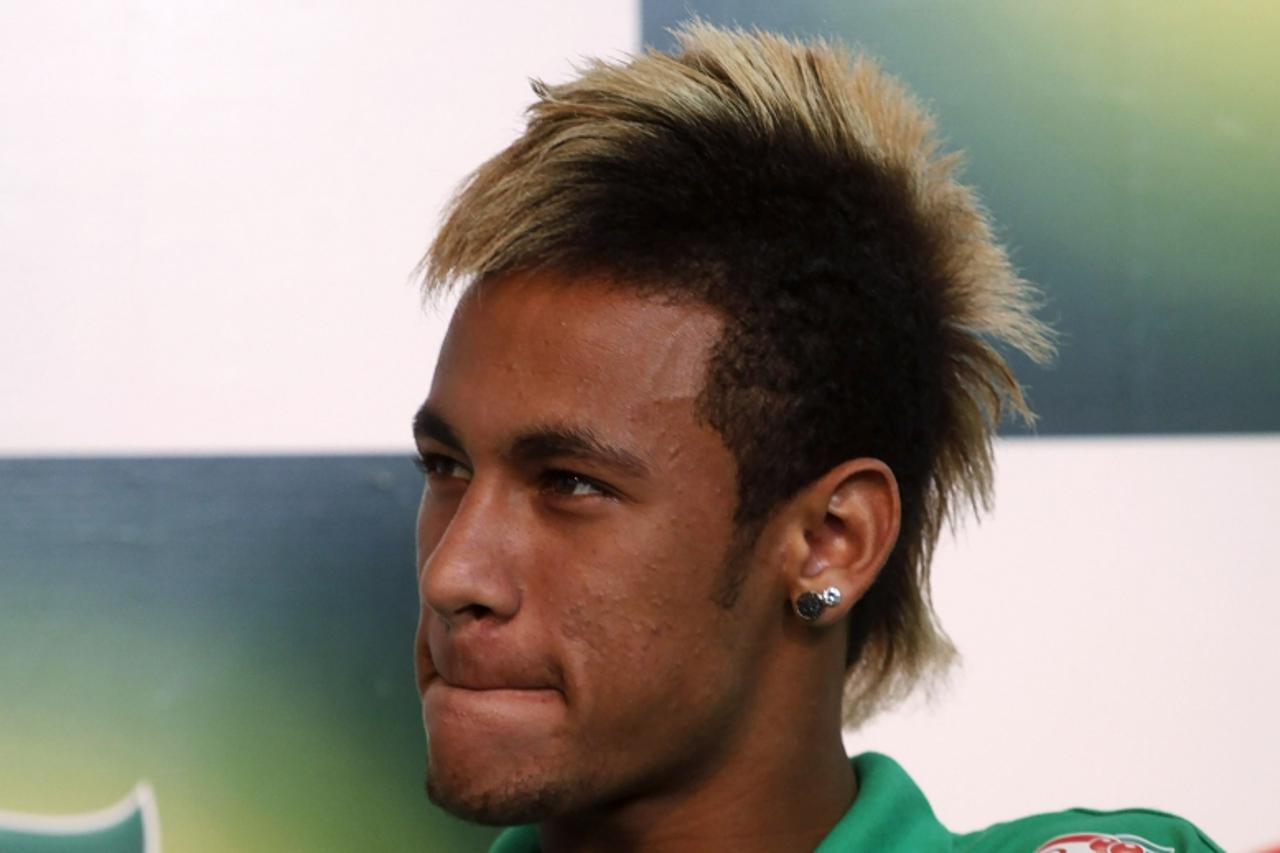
[489,752,1223,852]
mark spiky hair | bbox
[421,22,1054,725]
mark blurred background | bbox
[1,1,1276,850]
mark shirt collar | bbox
[815,752,953,852]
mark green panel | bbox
[0,458,498,853]
[643,0,1280,434]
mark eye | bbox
[540,469,613,499]
[413,452,472,482]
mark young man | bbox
[410,22,1221,853]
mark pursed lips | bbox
[429,672,561,694]
[421,637,562,697]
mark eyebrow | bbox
[412,404,650,478]
[413,404,464,450]
[509,425,651,479]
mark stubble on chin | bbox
[425,763,582,827]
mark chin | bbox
[425,760,577,826]
[422,687,586,823]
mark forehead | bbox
[430,272,723,432]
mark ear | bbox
[784,458,901,626]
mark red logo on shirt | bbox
[1035,833,1175,853]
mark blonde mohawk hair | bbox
[422,22,1054,725]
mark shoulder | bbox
[955,806,1224,853]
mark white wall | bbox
[0,0,638,454]
[850,436,1280,852]
[2,4,1274,850]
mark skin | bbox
[413,271,901,852]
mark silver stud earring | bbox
[794,586,842,622]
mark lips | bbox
[419,622,561,697]
[432,669,557,692]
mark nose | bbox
[418,480,521,630]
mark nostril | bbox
[452,602,496,625]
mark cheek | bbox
[553,538,744,716]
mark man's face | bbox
[413,272,783,824]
